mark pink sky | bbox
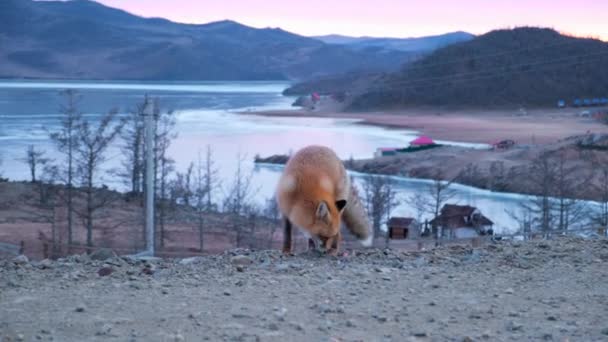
[95,0,608,40]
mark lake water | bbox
[0,80,570,235]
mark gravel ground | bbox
[1,238,608,342]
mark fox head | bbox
[313,199,347,241]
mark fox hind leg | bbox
[282,218,293,254]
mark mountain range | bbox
[0,0,469,81]
[314,32,474,52]
[347,27,608,109]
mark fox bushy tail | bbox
[342,184,373,246]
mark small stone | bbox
[173,333,185,342]
[236,265,245,272]
[97,267,114,277]
[346,319,356,327]
[179,257,203,265]
[90,248,117,261]
[16,334,25,341]
[96,324,112,336]
[273,307,287,321]
[75,305,86,312]
[267,323,280,331]
[504,288,515,295]
[39,259,53,269]
[463,337,474,342]
[231,255,254,266]
[546,315,557,321]
[374,267,391,273]
[413,332,428,337]
[601,327,608,335]
[506,321,523,331]
[141,265,155,275]
[223,290,232,296]
[13,254,29,265]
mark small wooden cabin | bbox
[387,217,419,239]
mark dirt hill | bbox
[1,237,607,341]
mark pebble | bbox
[179,257,203,265]
[75,305,86,313]
[231,255,254,266]
[13,254,29,265]
[90,248,117,261]
[97,267,114,277]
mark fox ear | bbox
[316,201,330,223]
[335,199,347,212]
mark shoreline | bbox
[241,107,608,145]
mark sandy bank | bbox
[244,107,608,145]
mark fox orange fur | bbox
[276,145,373,255]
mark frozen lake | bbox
[0,80,575,235]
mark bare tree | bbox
[203,146,220,212]
[156,156,175,249]
[506,205,535,240]
[118,99,146,195]
[553,150,589,233]
[488,161,509,191]
[426,171,455,219]
[21,145,50,183]
[424,171,456,243]
[405,189,429,236]
[592,159,608,236]
[522,153,557,237]
[362,175,399,242]
[49,89,82,247]
[263,196,281,248]
[223,153,257,247]
[192,146,221,252]
[74,109,124,248]
[152,100,177,249]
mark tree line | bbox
[19,90,279,256]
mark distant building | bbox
[429,204,493,239]
[387,217,419,239]
[374,147,398,158]
[410,135,435,146]
[492,139,516,150]
[557,99,566,108]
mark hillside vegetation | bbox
[348,28,608,109]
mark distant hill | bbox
[314,32,475,52]
[284,32,475,96]
[349,28,608,109]
[0,0,414,80]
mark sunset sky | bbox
[93,0,608,40]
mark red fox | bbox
[276,145,373,255]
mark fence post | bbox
[143,99,155,256]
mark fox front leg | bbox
[324,232,341,256]
[308,238,317,251]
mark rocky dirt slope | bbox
[1,238,608,341]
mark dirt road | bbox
[2,238,608,341]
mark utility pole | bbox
[143,99,155,256]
